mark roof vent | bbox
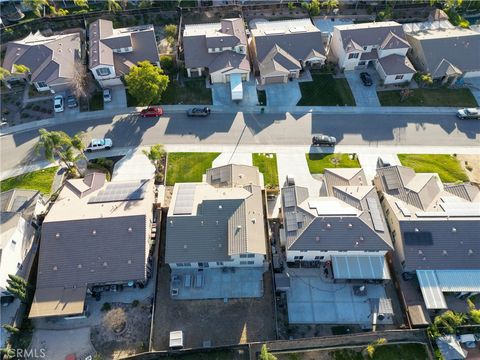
[92,230,97,235]
[414,228,419,232]
[128,259,132,264]
[55,233,60,238]
[252,218,256,224]
[316,236,320,241]
[418,250,423,255]
[78,264,82,269]
[237,225,242,229]
[216,220,219,225]
[348,223,353,228]
[442,250,448,256]
[452,227,456,233]
[359,236,364,241]
[326,223,331,229]
[218,205,223,209]
[468,249,474,255]
[218,243,222,248]
[128,227,133,232]
[184,245,187,249]
[355,241,359,247]
[170,220,173,225]
[103,262,108,267]
[53,266,58,271]
[201,220,204,225]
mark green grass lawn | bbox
[377,88,478,107]
[252,153,278,188]
[0,167,58,194]
[398,154,468,183]
[297,74,356,106]
[306,153,360,174]
[331,343,428,360]
[166,152,220,185]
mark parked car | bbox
[103,88,112,103]
[456,107,480,119]
[140,106,163,117]
[54,95,64,113]
[187,107,211,117]
[360,72,373,86]
[312,135,336,147]
[67,95,78,108]
[85,138,113,152]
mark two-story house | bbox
[89,19,160,87]
[330,21,416,84]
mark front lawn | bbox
[1,167,58,194]
[252,153,278,188]
[398,154,468,183]
[297,74,356,106]
[166,152,219,185]
[306,153,360,174]
[377,88,478,107]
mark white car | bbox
[85,138,113,152]
[457,108,480,119]
[54,95,64,113]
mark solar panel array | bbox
[173,184,197,215]
[285,212,299,231]
[282,188,296,208]
[383,172,400,191]
[367,198,385,232]
[88,181,148,204]
[404,231,433,246]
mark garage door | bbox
[264,76,286,84]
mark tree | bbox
[35,128,86,174]
[13,64,30,74]
[49,5,69,16]
[160,55,174,73]
[308,0,321,15]
[22,0,48,17]
[125,60,169,106]
[164,24,177,46]
[322,0,339,13]
[2,325,19,335]
[70,60,90,99]
[0,67,11,81]
[6,275,28,302]
[259,344,277,360]
[139,0,152,8]
[364,338,387,358]
[143,144,165,183]
[287,2,295,10]
[106,0,121,12]
[467,298,480,324]
[433,310,467,335]
[74,0,89,7]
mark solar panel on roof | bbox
[367,198,385,232]
[404,231,433,246]
[88,181,148,203]
[285,212,298,231]
[173,184,196,215]
[283,189,296,208]
[383,172,400,190]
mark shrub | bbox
[160,55,174,73]
[132,299,139,307]
[101,302,112,312]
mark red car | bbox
[140,106,163,117]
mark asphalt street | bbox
[1,111,479,175]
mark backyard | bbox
[306,154,360,174]
[1,167,58,194]
[397,154,469,183]
[252,153,279,189]
[377,88,478,107]
[166,152,219,185]
[297,74,355,106]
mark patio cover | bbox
[29,286,86,318]
[416,270,447,309]
[332,255,390,280]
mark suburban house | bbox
[374,166,480,310]
[2,31,81,92]
[182,18,250,84]
[249,19,326,85]
[281,168,393,281]
[1,190,42,345]
[89,19,160,87]
[165,164,267,270]
[330,21,416,84]
[403,18,480,83]
[29,173,155,318]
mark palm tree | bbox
[35,128,86,174]
[106,0,122,12]
[143,144,165,184]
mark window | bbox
[395,75,404,80]
[247,261,254,265]
[176,263,184,267]
[314,256,324,260]
[247,254,255,258]
[385,209,390,216]
[240,261,247,265]
[216,262,224,266]
[96,67,111,76]
[293,256,304,260]
[348,53,359,59]
[17,263,23,270]
[363,46,368,50]
[358,61,366,66]
[239,254,248,258]
[215,47,220,52]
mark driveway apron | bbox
[345,70,381,107]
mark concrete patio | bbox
[170,268,265,300]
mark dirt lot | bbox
[152,265,276,350]
[457,154,480,184]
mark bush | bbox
[466,165,473,172]
[160,55,174,73]
[101,302,112,312]
[103,308,127,333]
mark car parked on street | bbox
[187,107,211,117]
[312,134,336,147]
[457,108,480,119]
[67,95,78,108]
[360,72,373,86]
[54,95,64,113]
[85,138,113,152]
[140,106,163,117]
[103,88,112,103]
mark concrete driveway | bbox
[212,80,259,107]
[29,328,95,360]
[345,70,380,107]
[358,153,400,183]
[264,82,301,107]
[276,152,322,195]
[104,85,127,111]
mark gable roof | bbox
[378,53,416,75]
[436,336,467,360]
[2,31,81,85]
[334,21,409,49]
[258,44,301,76]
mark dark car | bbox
[360,72,373,86]
[312,135,336,147]
[67,95,78,108]
[140,106,163,117]
[187,107,211,117]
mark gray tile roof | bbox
[436,336,467,360]
[258,45,301,76]
[3,31,81,86]
[323,168,367,196]
[444,183,480,202]
[335,21,409,49]
[206,164,262,188]
[378,54,416,75]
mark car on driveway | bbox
[54,95,64,113]
[312,135,336,147]
[140,106,163,117]
[360,72,373,86]
[85,138,113,152]
[103,88,112,102]
[187,107,211,117]
[67,95,78,108]
[457,107,480,119]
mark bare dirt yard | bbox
[457,154,480,184]
[152,266,276,350]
